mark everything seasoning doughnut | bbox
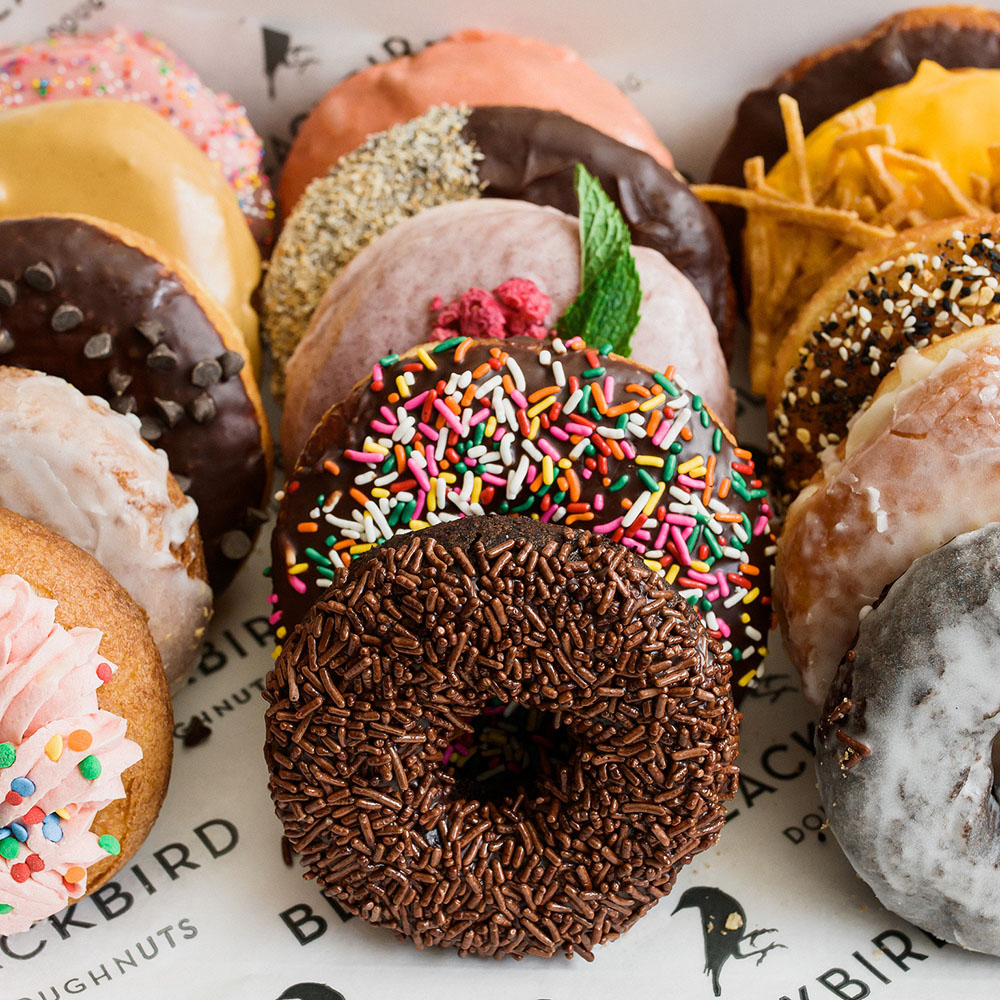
[271,337,774,694]
[264,515,739,960]
[767,218,1000,509]
[816,522,1000,956]
[263,104,733,396]
[0,215,271,592]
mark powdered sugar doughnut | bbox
[816,521,1000,955]
[0,367,211,691]
[0,27,274,250]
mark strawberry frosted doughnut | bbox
[278,28,673,216]
[0,28,275,251]
[775,323,1000,705]
[281,199,732,463]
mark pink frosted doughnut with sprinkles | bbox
[0,27,274,251]
[0,574,141,935]
[270,331,775,698]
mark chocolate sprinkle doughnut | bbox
[816,522,1000,955]
[264,515,739,960]
[0,215,271,591]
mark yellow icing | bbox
[0,99,261,369]
[767,60,1000,215]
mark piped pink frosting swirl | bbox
[0,574,141,936]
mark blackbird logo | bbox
[274,985,346,1000]
[262,27,318,99]
[744,670,797,704]
[673,886,785,996]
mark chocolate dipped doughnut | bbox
[263,105,733,395]
[277,28,674,217]
[816,521,1000,955]
[0,507,172,934]
[281,199,734,461]
[709,5,1000,266]
[775,323,1000,705]
[264,515,739,959]
[768,217,1000,510]
[0,367,211,690]
[272,336,773,695]
[0,215,271,592]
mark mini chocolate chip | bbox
[0,280,16,307]
[109,395,137,416]
[220,530,252,560]
[135,320,163,345]
[191,358,222,387]
[188,392,216,423]
[154,396,185,428]
[218,349,245,380]
[147,343,178,370]
[83,332,113,360]
[0,328,13,354]
[173,474,192,494]
[182,715,212,748]
[51,303,83,332]
[107,369,132,397]
[139,415,164,442]
[244,506,269,527]
[23,262,55,292]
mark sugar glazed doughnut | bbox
[0,214,271,591]
[775,323,1000,705]
[272,337,773,692]
[816,522,1000,955]
[0,508,172,934]
[264,516,739,959]
[0,367,211,690]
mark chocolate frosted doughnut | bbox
[264,515,739,960]
[709,5,1000,266]
[263,105,733,398]
[0,215,271,591]
[816,521,1000,955]
[271,337,773,695]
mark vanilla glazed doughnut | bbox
[0,99,263,369]
[264,515,739,959]
[280,199,734,462]
[0,27,276,251]
[768,217,1000,510]
[263,105,734,396]
[0,507,172,934]
[277,28,674,217]
[775,321,1000,705]
[0,367,211,691]
[0,214,272,592]
[816,521,1000,955]
[272,336,773,695]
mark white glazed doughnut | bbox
[0,367,211,690]
[775,323,1000,705]
[815,522,1000,955]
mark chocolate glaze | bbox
[0,217,269,591]
[271,337,773,699]
[465,106,736,359]
[709,13,1000,277]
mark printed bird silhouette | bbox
[275,985,346,1000]
[673,886,785,997]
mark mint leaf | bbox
[576,163,630,287]
[557,252,641,356]
[557,163,641,355]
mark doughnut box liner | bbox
[4,1,999,997]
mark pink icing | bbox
[0,575,141,935]
[430,278,551,341]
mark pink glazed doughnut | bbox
[0,27,275,251]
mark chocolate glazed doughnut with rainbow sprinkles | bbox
[270,336,775,696]
[264,515,739,959]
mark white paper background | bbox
[3,1,1000,997]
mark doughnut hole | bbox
[444,701,576,806]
